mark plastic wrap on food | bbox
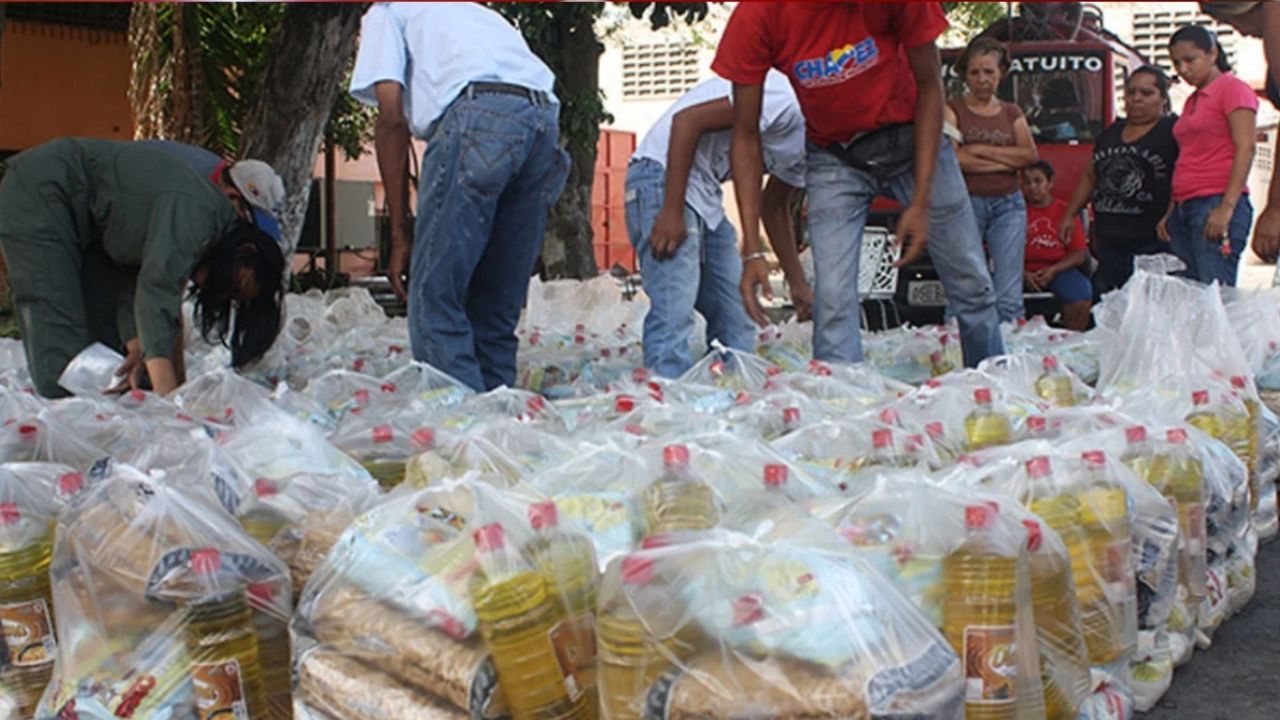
[405,419,577,490]
[56,343,125,398]
[0,412,111,477]
[37,463,293,720]
[171,368,282,428]
[219,410,373,486]
[294,478,599,720]
[596,522,965,720]
[723,389,828,440]
[440,388,568,434]
[330,412,441,490]
[864,326,946,385]
[753,320,812,372]
[43,397,154,457]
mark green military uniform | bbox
[0,138,237,397]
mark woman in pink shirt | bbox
[1161,25,1258,286]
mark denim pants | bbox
[1167,194,1252,286]
[411,89,569,391]
[624,158,755,377]
[805,139,1004,366]
[968,190,1027,322]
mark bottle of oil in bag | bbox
[943,503,1019,720]
[1227,377,1260,510]
[642,445,718,536]
[470,523,588,720]
[181,550,269,720]
[597,555,692,720]
[1077,451,1133,665]
[1034,356,1076,408]
[527,502,600,719]
[1185,390,1226,440]
[964,388,1013,451]
[0,506,56,719]
[1164,429,1208,608]
[1023,517,1087,720]
[762,463,790,493]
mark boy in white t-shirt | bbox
[625,71,807,377]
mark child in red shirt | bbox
[1023,161,1093,330]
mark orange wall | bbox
[0,21,133,151]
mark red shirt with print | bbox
[1025,200,1086,272]
[711,2,949,146]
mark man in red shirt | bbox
[1023,161,1092,330]
[712,2,1003,367]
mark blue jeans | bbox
[1047,268,1093,304]
[1168,194,1253,287]
[969,190,1027,322]
[411,89,569,391]
[624,158,755,377]
[805,139,1004,366]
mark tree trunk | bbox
[538,12,603,280]
[238,3,365,258]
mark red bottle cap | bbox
[0,502,20,525]
[621,555,655,584]
[411,427,436,449]
[663,444,691,467]
[1192,390,1210,406]
[1082,450,1107,469]
[872,428,893,449]
[1023,519,1043,552]
[58,472,84,496]
[763,464,789,488]
[732,592,766,626]
[1167,428,1189,445]
[473,523,506,553]
[254,478,279,497]
[1025,456,1052,479]
[1125,425,1147,444]
[1231,376,1247,390]
[615,395,636,413]
[964,503,998,530]
[925,421,945,439]
[1042,355,1060,371]
[371,424,393,444]
[974,388,993,405]
[190,548,222,575]
[529,501,559,530]
[1027,416,1047,433]
[782,407,802,425]
[879,408,900,424]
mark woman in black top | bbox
[1060,66,1179,295]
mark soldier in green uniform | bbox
[0,138,285,398]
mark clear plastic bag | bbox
[0,412,111,477]
[678,344,778,393]
[773,419,939,494]
[56,343,125,397]
[37,463,293,719]
[595,519,965,720]
[978,353,1094,409]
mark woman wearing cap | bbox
[1161,24,1257,286]
[0,138,286,398]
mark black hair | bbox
[956,37,1012,77]
[190,220,285,368]
[1027,160,1055,181]
[1129,64,1172,97]
[1169,25,1233,72]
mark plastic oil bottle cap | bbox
[621,555,655,585]
[1125,425,1148,444]
[529,501,559,530]
[473,523,506,553]
[1167,428,1189,445]
[782,407,802,425]
[0,502,20,525]
[763,464,789,488]
[925,421,945,439]
[1192,390,1210,406]
[964,503,999,530]
[872,428,894,449]
[1043,355,1060,371]
[1027,416,1047,433]
[411,427,437,450]
[615,395,636,413]
[1025,456,1052,479]
[663,444,691,468]
[974,388,993,405]
[190,548,222,575]
[1082,450,1107,469]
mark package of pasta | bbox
[808,474,1055,720]
[36,463,294,720]
[295,476,601,720]
[594,515,966,720]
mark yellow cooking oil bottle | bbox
[181,550,269,720]
[1022,514,1087,720]
[0,504,57,719]
[597,554,696,720]
[1162,429,1208,606]
[1076,451,1133,665]
[1034,356,1076,408]
[642,444,719,536]
[964,388,1013,451]
[943,502,1020,720]
[526,501,600,719]
[470,522,588,720]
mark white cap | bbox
[228,160,285,213]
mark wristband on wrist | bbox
[743,251,767,263]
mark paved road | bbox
[1141,538,1279,719]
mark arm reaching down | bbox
[651,98,735,260]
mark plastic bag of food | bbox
[595,520,965,720]
[0,412,111,477]
[330,412,441,490]
[723,389,828,441]
[753,320,812,372]
[37,463,293,719]
[678,343,778,393]
[806,479,1047,719]
[294,477,599,720]
[979,353,1094,409]
[437,388,567,435]
[43,396,154,457]
[0,464,65,717]
[864,326,944,385]
[218,411,373,487]
[773,419,939,494]
[762,365,910,417]
[170,368,280,428]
